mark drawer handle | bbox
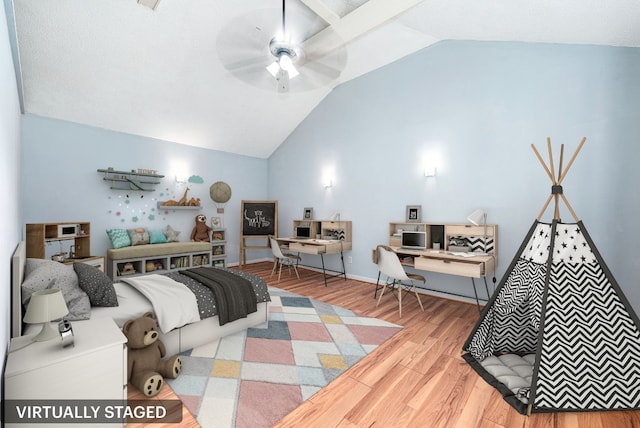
[443,260,451,264]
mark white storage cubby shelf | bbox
[109,250,212,281]
[211,229,227,268]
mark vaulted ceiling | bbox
[10,0,640,158]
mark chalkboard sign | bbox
[241,200,278,237]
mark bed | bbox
[11,241,270,356]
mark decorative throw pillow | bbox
[22,259,91,320]
[73,263,118,307]
[107,228,131,249]
[149,229,168,244]
[164,225,181,242]
[128,228,150,246]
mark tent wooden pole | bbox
[561,193,580,222]
[531,144,554,182]
[545,138,563,219]
[537,194,554,221]
[547,137,557,184]
[533,137,586,221]
[558,137,586,183]
[557,144,565,183]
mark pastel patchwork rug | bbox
[166,287,402,428]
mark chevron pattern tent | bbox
[462,138,640,414]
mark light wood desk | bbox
[381,246,496,311]
[278,238,351,286]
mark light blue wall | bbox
[269,40,640,311]
[1,0,23,375]
[21,115,269,264]
[11,40,640,321]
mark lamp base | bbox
[32,322,59,342]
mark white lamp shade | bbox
[24,289,69,342]
[467,209,487,226]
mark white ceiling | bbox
[11,0,640,158]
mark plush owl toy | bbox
[191,214,212,242]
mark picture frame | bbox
[406,205,422,223]
[303,207,313,220]
[211,216,222,229]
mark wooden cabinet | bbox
[412,252,496,278]
[384,221,498,308]
[108,248,212,281]
[388,221,497,257]
[291,220,352,252]
[211,228,227,267]
[281,220,352,286]
[64,255,106,272]
[26,221,92,259]
[4,317,127,427]
[388,222,429,248]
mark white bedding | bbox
[119,274,200,333]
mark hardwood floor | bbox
[243,262,640,428]
[129,262,640,427]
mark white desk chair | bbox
[375,245,425,317]
[269,237,302,282]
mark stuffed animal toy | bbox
[122,312,181,397]
[191,214,212,242]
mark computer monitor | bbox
[296,226,311,239]
[401,231,426,250]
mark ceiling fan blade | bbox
[223,55,272,73]
[276,69,290,93]
[302,60,342,81]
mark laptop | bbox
[295,226,311,239]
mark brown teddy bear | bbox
[122,312,182,397]
[191,214,212,242]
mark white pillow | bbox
[22,259,91,320]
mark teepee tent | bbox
[462,138,640,415]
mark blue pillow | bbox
[149,229,168,244]
[106,228,131,249]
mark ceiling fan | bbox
[217,0,347,93]
[216,0,425,93]
[266,0,305,92]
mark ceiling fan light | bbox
[287,64,299,79]
[279,53,299,78]
[266,61,280,78]
[279,53,293,70]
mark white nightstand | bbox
[4,317,127,426]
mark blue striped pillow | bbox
[106,228,131,249]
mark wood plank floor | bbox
[129,262,640,428]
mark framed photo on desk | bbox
[303,207,313,220]
[406,205,421,222]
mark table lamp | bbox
[23,289,69,342]
[467,209,487,226]
[467,209,489,254]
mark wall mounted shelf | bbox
[157,204,202,210]
[97,168,164,191]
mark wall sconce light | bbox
[323,178,333,188]
[424,166,437,177]
[175,175,187,183]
